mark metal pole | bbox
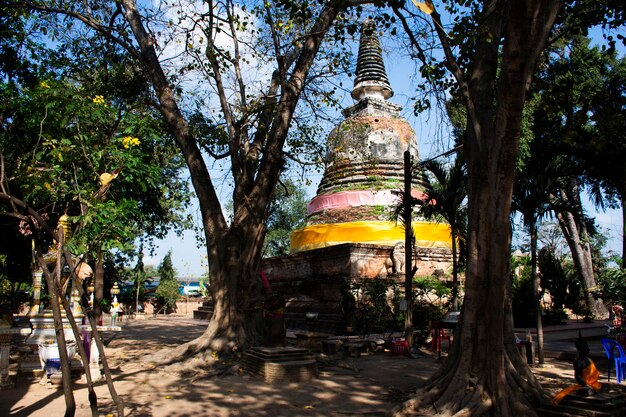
[404,150,413,346]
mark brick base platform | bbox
[242,346,318,384]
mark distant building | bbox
[177,277,202,296]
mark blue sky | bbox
[144,14,625,277]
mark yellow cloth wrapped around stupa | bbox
[290,220,452,253]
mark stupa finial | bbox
[352,19,393,101]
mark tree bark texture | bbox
[120,0,352,364]
[451,228,459,311]
[63,249,125,417]
[395,1,562,415]
[555,177,607,318]
[93,249,104,323]
[54,266,99,417]
[37,247,76,417]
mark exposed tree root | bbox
[142,317,245,373]
[392,343,549,417]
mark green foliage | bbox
[263,180,308,257]
[411,275,451,339]
[511,255,535,327]
[543,308,568,325]
[598,261,626,308]
[157,251,177,282]
[119,250,152,311]
[0,254,31,314]
[538,247,569,309]
[344,279,400,334]
[155,279,181,313]
[560,259,588,316]
[529,36,625,213]
[1,27,191,284]
[414,276,451,302]
[414,158,468,261]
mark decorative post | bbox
[29,268,43,316]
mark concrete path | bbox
[1,316,623,417]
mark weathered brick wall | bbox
[263,243,454,285]
[262,243,456,331]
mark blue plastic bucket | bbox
[45,358,61,377]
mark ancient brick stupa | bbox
[290,19,452,254]
[262,20,453,331]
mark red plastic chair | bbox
[429,321,451,352]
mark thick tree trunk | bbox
[451,229,459,311]
[396,172,546,416]
[555,178,607,319]
[557,208,607,318]
[121,0,348,367]
[394,1,562,415]
[146,222,266,367]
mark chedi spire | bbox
[352,19,393,101]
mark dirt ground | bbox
[0,316,601,417]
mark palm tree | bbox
[414,157,468,311]
[512,158,554,365]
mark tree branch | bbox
[283,151,319,166]
[14,2,142,62]
[120,0,228,239]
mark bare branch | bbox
[200,144,230,160]
[0,193,57,238]
[283,151,319,166]
[12,2,142,62]
[226,0,247,112]
[0,211,30,222]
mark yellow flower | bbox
[122,136,140,149]
[40,81,51,89]
[92,95,105,104]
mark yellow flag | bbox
[99,172,114,186]
[411,0,434,14]
[98,167,121,186]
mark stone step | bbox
[192,309,213,321]
[192,300,215,321]
[561,392,626,408]
[537,392,626,417]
